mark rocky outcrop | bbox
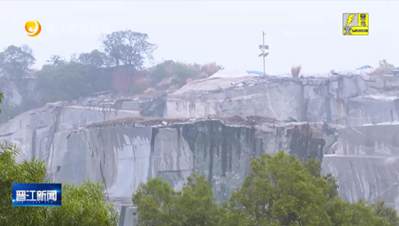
[2,68,399,225]
[166,72,399,125]
[0,102,137,161]
[322,123,399,209]
[0,105,334,203]
[0,101,337,224]
[164,71,399,211]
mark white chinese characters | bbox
[16,190,26,202]
[15,190,57,202]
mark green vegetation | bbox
[78,49,108,68]
[133,175,220,226]
[147,60,220,89]
[103,30,155,68]
[0,143,47,226]
[134,152,399,226]
[0,94,117,225]
[0,30,221,122]
[36,62,111,102]
[0,45,37,121]
[0,45,35,78]
[0,143,117,226]
[46,183,117,226]
[1,83,397,226]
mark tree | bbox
[0,143,117,226]
[226,152,332,226]
[133,178,179,226]
[78,50,108,68]
[103,30,155,68]
[175,175,220,226]
[225,152,393,226]
[36,61,111,102]
[147,61,208,89]
[46,55,66,66]
[0,143,47,226]
[326,199,392,226]
[133,175,220,226]
[133,152,398,226]
[0,45,35,78]
[47,183,117,226]
[372,201,399,226]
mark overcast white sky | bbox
[1,0,398,75]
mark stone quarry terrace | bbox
[1,68,399,224]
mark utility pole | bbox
[258,31,269,76]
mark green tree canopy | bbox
[103,30,155,68]
[0,143,117,226]
[78,49,108,68]
[226,152,332,226]
[372,201,399,226]
[0,45,35,78]
[0,143,48,226]
[47,183,117,226]
[133,174,220,226]
[36,61,110,102]
[134,152,399,226]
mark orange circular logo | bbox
[25,20,42,37]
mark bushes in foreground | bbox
[0,143,117,226]
[134,152,399,226]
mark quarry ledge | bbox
[84,115,333,130]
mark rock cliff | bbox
[166,72,399,125]
[1,68,399,225]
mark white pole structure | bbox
[258,31,269,76]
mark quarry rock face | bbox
[322,123,399,209]
[164,70,399,209]
[2,69,399,224]
[0,108,333,202]
[0,103,335,225]
[166,73,399,125]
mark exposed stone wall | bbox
[0,107,334,203]
[322,123,399,209]
[166,74,399,126]
[2,71,399,225]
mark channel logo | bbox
[343,13,369,36]
[25,20,42,37]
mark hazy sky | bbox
[1,1,398,75]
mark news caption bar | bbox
[12,183,62,207]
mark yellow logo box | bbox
[343,13,369,36]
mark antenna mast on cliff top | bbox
[258,31,269,76]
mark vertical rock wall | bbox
[2,71,399,225]
[322,123,399,209]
